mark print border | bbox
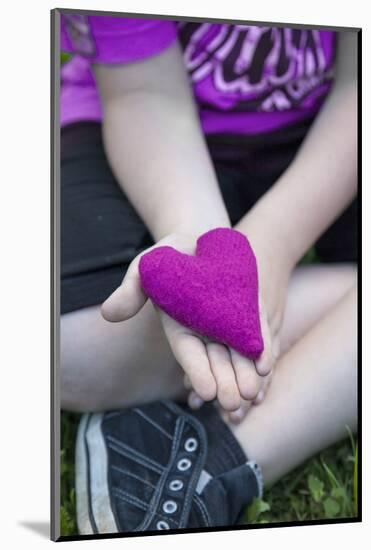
[50,7,362,542]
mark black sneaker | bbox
[75,400,263,535]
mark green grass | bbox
[243,433,358,524]
[60,410,358,535]
[60,51,72,65]
[60,412,79,536]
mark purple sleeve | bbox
[61,14,178,63]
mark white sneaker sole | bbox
[75,413,118,535]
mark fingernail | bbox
[189,393,204,410]
[254,360,269,377]
[254,390,265,405]
[229,407,245,424]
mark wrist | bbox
[235,210,298,274]
[153,215,232,243]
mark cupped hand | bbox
[216,221,294,423]
[184,286,276,421]
[159,311,269,411]
[101,232,272,412]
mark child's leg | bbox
[280,263,357,353]
[61,264,356,412]
[233,284,357,486]
[61,300,186,411]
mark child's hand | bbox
[185,225,292,423]
[101,233,196,326]
[184,284,276,421]
[216,220,293,422]
[159,311,267,411]
[101,233,270,412]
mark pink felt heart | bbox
[139,228,264,359]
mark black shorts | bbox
[61,122,357,315]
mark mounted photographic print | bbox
[51,7,360,542]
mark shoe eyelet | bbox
[184,437,198,452]
[169,479,184,491]
[177,458,192,471]
[156,520,170,530]
[163,500,178,514]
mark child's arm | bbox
[236,31,357,351]
[93,41,230,242]
[96,41,271,410]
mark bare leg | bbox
[61,300,186,411]
[280,263,356,353]
[61,263,356,411]
[233,284,357,486]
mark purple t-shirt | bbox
[61,14,336,135]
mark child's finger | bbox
[230,349,261,401]
[252,370,273,405]
[184,376,205,408]
[229,370,273,421]
[101,255,147,322]
[187,390,204,410]
[162,316,217,402]
[254,298,274,376]
[207,343,241,412]
[253,332,279,405]
[174,335,217,402]
[183,374,192,390]
[252,335,277,405]
[228,400,251,424]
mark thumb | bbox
[101,255,148,322]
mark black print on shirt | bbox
[178,23,335,111]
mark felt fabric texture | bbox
[139,228,264,359]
